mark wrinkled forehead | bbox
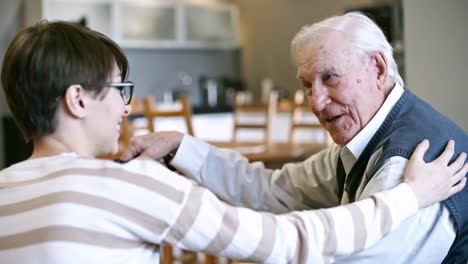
[294,32,357,78]
[294,31,348,64]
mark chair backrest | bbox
[119,96,194,150]
[289,90,329,144]
[119,99,149,148]
[143,95,195,136]
[232,91,278,143]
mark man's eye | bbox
[302,81,312,89]
[323,73,339,84]
[323,73,332,81]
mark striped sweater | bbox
[0,152,419,263]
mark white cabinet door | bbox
[116,1,178,49]
[184,4,239,49]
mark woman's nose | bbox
[123,104,132,116]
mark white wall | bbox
[404,0,468,131]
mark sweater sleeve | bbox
[162,182,419,263]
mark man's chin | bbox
[329,133,353,146]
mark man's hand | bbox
[404,139,467,208]
[119,131,184,162]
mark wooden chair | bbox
[120,96,195,149]
[119,99,149,148]
[142,95,194,136]
[289,90,329,144]
[232,91,278,143]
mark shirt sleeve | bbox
[170,135,342,213]
[162,180,420,263]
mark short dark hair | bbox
[1,20,129,141]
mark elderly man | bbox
[121,13,467,263]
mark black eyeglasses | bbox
[93,81,134,105]
[108,81,134,105]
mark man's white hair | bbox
[291,12,404,87]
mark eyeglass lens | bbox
[121,86,131,104]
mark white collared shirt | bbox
[340,83,404,174]
[339,84,404,204]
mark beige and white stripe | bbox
[0,167,185,204]
[0,191,169,234]
[0,160,190,251]
[160,182,418,263]
[0,226,141,251]
[1,156,419,263]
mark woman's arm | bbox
[162,140,466,263]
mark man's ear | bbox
[63,85,88,118]
[372,51,388,90]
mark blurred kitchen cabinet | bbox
[184,3,239,49]
[118,1,239,49]
[117,1,178,48]
[25,0,239,49]
[24,0,113,37]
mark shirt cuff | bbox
[170,134,210,182]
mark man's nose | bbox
[308,83,330,113]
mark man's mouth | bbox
[325,114,343,123]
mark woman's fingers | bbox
[450,161,468,187]
[449,177,466,196]
[410,139,430,162]
[434,140,455,165]
[404,139,466,208]
[448,152,467,173]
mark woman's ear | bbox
[372,51,388,90]
[63,85,88,118]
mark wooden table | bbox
[210,141,327,168]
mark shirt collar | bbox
[344,83,404,161]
